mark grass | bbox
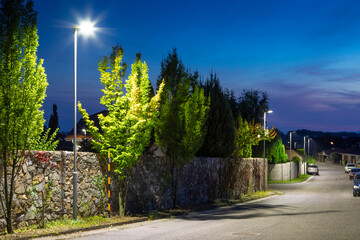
[1,215,146,240]
[269,174,310,184]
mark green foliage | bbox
[269,174,310,184]
[155,48,209,165]
[155,48,209,207]
[0,0,48,233]
[268,139,288,164]
[296,148,305,155]
[237,89,269,123]
[32,128,59,151]
[78,46,163,216]
[233,116,277,158]
[292,156,301,163]
[48,104,59,137]
[197,73,236,157]
[233,116,252,158]
[307,157,316,164]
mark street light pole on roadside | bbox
[72,21,95,220]
[263,110,273,190]
[289,131,294,181]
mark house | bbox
[317,148,343,164]
[64,110,108,150]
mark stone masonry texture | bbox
[0,151,266,231]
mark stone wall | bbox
[0,151,267,230]
[0,151,105,230]
[126,157,267,212]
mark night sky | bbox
[34,0,360,133]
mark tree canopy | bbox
[197,73,235,157]
[155,48,209,207]
[0,0,48,233]
[78,46,164,216]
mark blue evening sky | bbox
[34,0,360,133]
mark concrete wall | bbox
[269,162,301,181]
[0,151,267,230]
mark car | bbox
[353,173,360,197]
[345,163,356,173]
[349,168,360,180]
[307,164,319,175]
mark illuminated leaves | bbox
[78,47,163,178]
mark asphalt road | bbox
[42,163,359,240]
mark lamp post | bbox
[263,110,273,190]
[72,21,94,220]
[303,135,308,174]
[289,131,294,181]
[308,138,312,156]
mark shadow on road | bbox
[178,203,345,221]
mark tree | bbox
[155,48,210,208]
[197,73,235,157]
[267,139,288,164]
[0,0,48,233]
[48,104,59,136]
[78,46,164,217]
[238,89,269,123]
[233,116,276,158]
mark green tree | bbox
[0,0,48,233]
[197,73,235,157]
[155,48,209,208]
[238,89,269,123]
[78,46,164,217]
[268,139,288,164]
[292,156,301,163]
[233,116,276,158]
[307,157,316,164]
[48,104,59,137]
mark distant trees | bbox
[237,89,269,123]
[48,104,59,137]
[0,0,48,233]
[79,46,164,217]
[155,48,209,208]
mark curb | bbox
[9,217,148,240]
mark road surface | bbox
[42,163,359,240]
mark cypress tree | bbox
[197,73,235,157]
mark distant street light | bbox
[308,138,312,156]
[82,128,87,139]
[263,110,273,190]
[303,135,308,174]
[289,131,295,181]
[72,20,95,221]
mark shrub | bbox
[307,157,316,164]
[292,156,301,163]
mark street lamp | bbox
[289,131,295,181]
[303,135,308,174]
[308,138,312,156]
[82,128,87,139]
[72,21,95,220]
[263,110,273,190]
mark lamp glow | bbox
[79,21,94,35]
